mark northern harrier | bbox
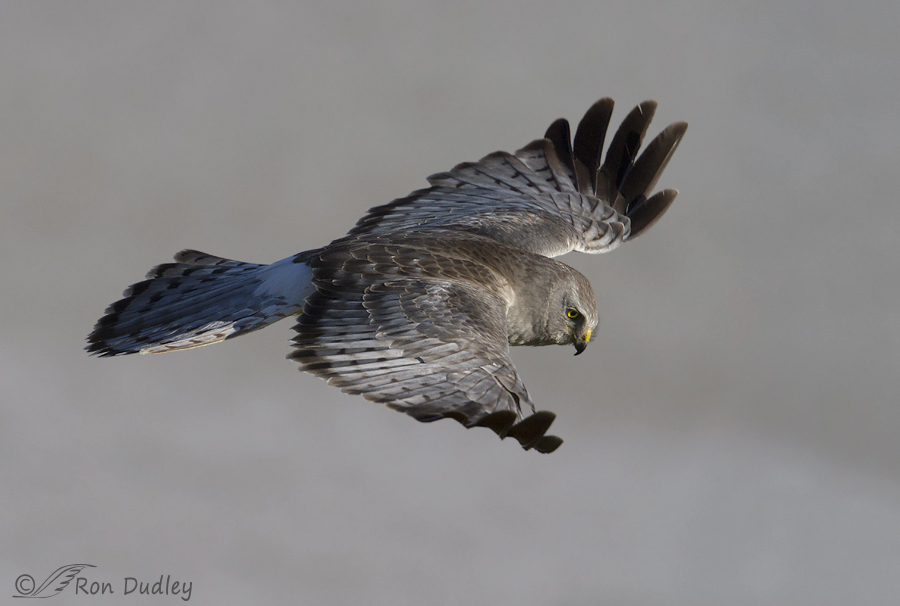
[88,98,687,453]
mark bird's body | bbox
[88,98,687,453]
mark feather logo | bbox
[13,564,95,598]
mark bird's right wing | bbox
[348,98,687,257]
[289,239,563,453]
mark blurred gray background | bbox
[2,1,899,604]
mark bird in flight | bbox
[88,98,687,453]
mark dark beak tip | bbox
[574,342,587,356]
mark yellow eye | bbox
[566,309,579,319]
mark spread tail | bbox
[86,249,315,356]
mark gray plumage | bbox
[87,98,687,453]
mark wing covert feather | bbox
[289,241,563,452]
[346,98,686,256]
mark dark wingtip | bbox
[474,410,518,436]
[544,118,572,150]
[600,100,660,213]
[533,435,563,454]
[573,97,615,188]
[544,118,575,179]
[619,120,688,207]
[471,410,562,453]
[505,411,557,450]
[626,188,679,240]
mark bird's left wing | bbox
[348,98,687,257]
[289,240,562,453]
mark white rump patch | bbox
[253,255,316,308]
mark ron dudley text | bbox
[75,575,192,601]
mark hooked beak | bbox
[573,328,592,356]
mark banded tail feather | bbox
[86,249,315,356]
[85,97,686,454]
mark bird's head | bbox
[546,271,597,355]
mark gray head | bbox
[507,262,598,354]
[547,269,597,355]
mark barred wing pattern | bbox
[87,98,686,454]
[348,99,687,258]
[289,237,563,453]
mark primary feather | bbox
[87,98,687,453]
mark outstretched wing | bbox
[288,240,562,453]
[348,98,687,257]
